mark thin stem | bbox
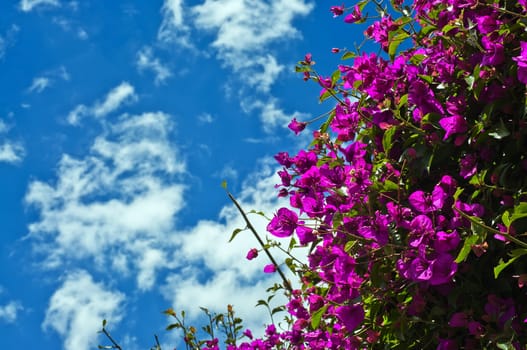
[101,327,123,350]
[227,192,293,293]
[453,206,527,249]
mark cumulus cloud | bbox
[67,82,137,125]
[0,301,23,323]
[136,46,172,84]
[20,0,60,12]
[26,111,185,290]
[43,270,125,350]
[190,0,313,92]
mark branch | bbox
[227,192,293,293]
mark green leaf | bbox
[102,319,107,327]
[397,94,408,109]
[166,323,181,331]
[311,304,328,329]
[511,202,527,223]
[494,249,527,278]
[502,210,511,228]
[455,235,479,263]
[382,179,399,192]
[228,227,246,242]
[382,126,397,154]
[341,51,355,60]
[488,119,510,139]
[388,31,409,60]
[453,187,464,201]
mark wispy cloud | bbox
[19,0,60,12]
[27,66,69,94]
[42,270,125,350]
[0,301,23,323]
[157,0,192,48]
[52,17,89,40]
[136,46,172,85]
[67,82,137,124]
[197,112,214,124]
[28,77,51,93]
[0,25,20,60]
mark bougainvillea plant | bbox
[100,0,527,349]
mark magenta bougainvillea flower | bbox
[335,304,365,332]
[288,118,307,135]
[267,208,298,237]
[344,5,361,23]
[513,41,527,83]
[330,5,344,17]
[246,248,258,260]
[263,264,276,274]
[408,186,446,213]
[439,115,468,140]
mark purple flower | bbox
[439,115,467,140]
[437,339,458,350]
[459,153,477,178]
[409,186,447,213]
[467,321,485,337]
[481,36,504,66]
[288,118,307,135]
[335,304,364,332]
[243,329,253,339]
[476,15,499,34]
[448,312,468,327]
[267,208,298,237]
[263,264,276,273]
[296,225,316,245]
[513,41,527,83]
[434,230,460,252]
[246,248,258,260]
[344,5,361,23]
[429,253,457,285]
[330,5,344,17]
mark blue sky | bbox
[0,1,356,348]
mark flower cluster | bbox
[166,1,527,349]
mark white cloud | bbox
[158,0,192,48]
[43,270,125,350]
[197,113,214,124]
[20,0,60,12]
[190,0,313,91]
[0,301,23,323]
[0,25,20,59]
[26,111,185,290]
[242,97,309,133]
[136,47,172,84]
[52,17,88,40]
[28,77,51,93]
[67,82,137,125]
[27,66,69,94]
[92,82,137,118]
[0,142,25,163]
[0,120,25,163]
